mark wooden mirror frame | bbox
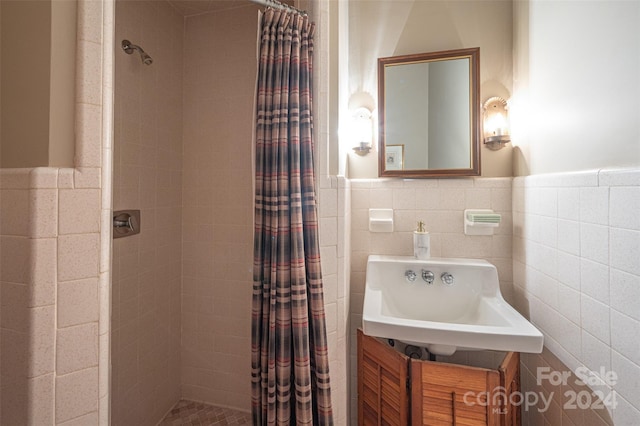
[378,47,481,178]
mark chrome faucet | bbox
[405,270,417,282]
[421,270,435,284]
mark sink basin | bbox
[362,255,543,356]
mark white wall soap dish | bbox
[369,208,393,232]
[464,209,501,236]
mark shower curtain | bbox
[251,7,333,426]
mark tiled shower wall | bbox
[313,0,351,421]
[0,0,113,423]
[513,168,640,425]
[111,0,184,424]
[180,4,259,409]
[348,177,514,424]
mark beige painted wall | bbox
[1,0,51,167]
[346,0,514,178]
[511,0,640,175]
[0,0,75,168]
[49,0,77,167]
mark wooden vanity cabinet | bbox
[358,330,521,426]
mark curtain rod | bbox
[249,0,307,16]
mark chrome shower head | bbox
[122,39,153,65]
[140,52,153,65]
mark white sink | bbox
[362,255,543,356]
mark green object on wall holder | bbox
[464,209,501,235]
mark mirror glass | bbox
[378,48,480,177]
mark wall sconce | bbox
[483,97,510,150]
[352,107,373,156]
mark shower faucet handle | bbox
[113,210,141,239]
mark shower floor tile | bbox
[159,400,251,425]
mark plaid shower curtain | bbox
[251,8,333,426]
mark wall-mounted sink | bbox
[362,255,543,356]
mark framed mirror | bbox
[378,47,480,178]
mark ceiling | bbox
[166,0,296,17]
[166,0,251,16]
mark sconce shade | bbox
[483,97,510,150]
[352,107,373,156]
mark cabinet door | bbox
[499,352,521,426]
[358,329,410,426]
[411,359,501,426]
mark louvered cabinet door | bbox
[411,359,501,426]
[498,352,521,426]
[358,329,410,426]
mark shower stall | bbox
[112,1,263,423]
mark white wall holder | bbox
[369,208,393,232]
[464,209,501,236]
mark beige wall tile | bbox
[57,323,99,375]
[1,366,28,424]
[59,189,101,234]
[1,282,28,334]
[75,103,103,167]
[74,167,101,189]
[77,0,102,44]
[1,329,28,381]
[28,373,54,425]
[0,190,29,236]
[0,235,29,283]
[76,40,102,106]
[29,168,59,189]
[58,168,75,189]
[28,306,56,378]
[58,411,99,426]
[29,189,58,238]
[28,237,57,307]
[58,278,99,327]
[58,233,99,281]
[55,367,99,423]
[0,169,31,189]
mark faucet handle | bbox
[441,272,454,285]
[421,270,435,284]
[405,270,417,282]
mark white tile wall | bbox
[513,167,640,425]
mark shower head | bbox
[122,39,153,65]
[140,52,153,65]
